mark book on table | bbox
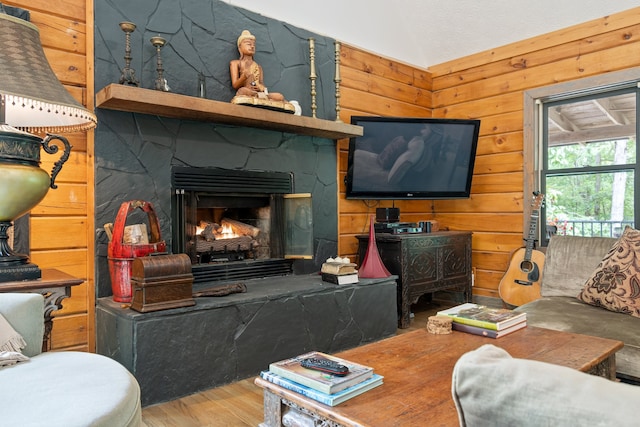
[451,319,527,338]
[268,351,374,394]
[437,303,527,331]
[260,371,383,406]
[321,272,359,285]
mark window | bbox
[542,89,638,241]
[524,69,640,245]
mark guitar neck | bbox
[523,211,539,259]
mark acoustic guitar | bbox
[499,192,545,307]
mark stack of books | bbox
[320,258,359,285]
[436,302,527,338]
[261,351,383,406]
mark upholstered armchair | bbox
[0,293,141,426]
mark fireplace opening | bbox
[194,195,274,263]
[172,167,311,284]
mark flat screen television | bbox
[345,116,481,200]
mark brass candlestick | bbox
[119,21,139,86]
[151,35,170,92]
[309,38,317,118]
[334,41,342,123]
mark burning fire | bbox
[219,224,239,238]
[196,222,239,239]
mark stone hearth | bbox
[96,275,397,406]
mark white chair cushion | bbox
[0,351,141,427]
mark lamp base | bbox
[0,262,41,282]
[0,221,41,282]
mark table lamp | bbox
[0,9,97,281]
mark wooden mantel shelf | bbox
[96,84,363,140]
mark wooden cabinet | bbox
[357,231,472,328]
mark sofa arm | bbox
[0,293,44,357]
[452,344,640,426]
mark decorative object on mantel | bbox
[334,41,342,123]
[151,35,170,92]
[118,21,139,86]
[107,200,166,303]
[309,38,317,118]
[197,71,207,98]
[0,9,97,282]
[230,30,294,114]
[358,215,391,279]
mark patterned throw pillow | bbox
[577,226,640,318]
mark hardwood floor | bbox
[140,297,455,427]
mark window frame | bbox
[523,67,640,246]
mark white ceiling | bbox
[224,0,639,69]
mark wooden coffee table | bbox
[255,326,623,427]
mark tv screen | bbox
[345,116,480,200]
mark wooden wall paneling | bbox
[30,217,87,250]
[476,133,523,156]
[5,0,94,351]
[39,151,89,183]
[30,249,87,278]
[30,11,86,54]
[471,172,524,194]
[340,87,430,117]
[30,184,88,216]
[42,48,86,86]
[4,0,85,21]
[340,45,431,88]
[50,314,88,351]
[428,7,640,78]
[473,152,524,175]
[340,67,432,106]
[430,23,640,91]
[433,41,640,108]
[435,193,524,213]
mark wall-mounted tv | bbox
[345,116,481,200]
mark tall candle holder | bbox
[151,35,170,92]
[334,41,342,123]
[309,38,317,118]
[119,22,139,86]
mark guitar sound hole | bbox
[520,260,533,273]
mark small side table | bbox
[0,269,83,351]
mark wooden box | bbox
[130,253,196,313]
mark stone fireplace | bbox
[93,0,399,406]
[94,0,342,298]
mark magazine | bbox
[268,351,374,394]
[437,303,527,331]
